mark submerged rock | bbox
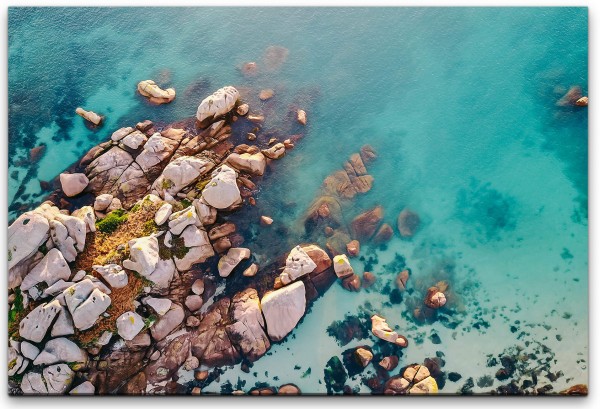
[397,208,420,238]
[261,281,306,341]
[297,109,307,125]
[346,240,360,257]
[351,206,383,240]
[424,286,447,309]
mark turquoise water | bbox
[8,7,588,394]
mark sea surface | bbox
[8,7,588,394]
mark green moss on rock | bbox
[96,209,128,234]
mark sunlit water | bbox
[8,7,588,394]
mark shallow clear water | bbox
[8,7,588,394]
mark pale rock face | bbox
[106,198,123,213]
[21,372,48,394]
[43,280,74,297]
[297,109,307,125]
[227,152,266,176]
[72,270,86,282]
[19,300,62,343]
[236,103,249,116]
[355,348,373,367]
[8,211,50,272]
[196,86,240,126]
[110,127,134,142]
[173,243,214,271]
[71,288,111,330]
[168,205,198,235]
[69,381,95,395]
[146,258,177,289]
[138,79,176,104]
[243,263,258,277]
[191,279,204,295]
[154,203,173,226]
[153,156,215,198]
[63,279,95,314]
[201,165,241,209]
[121,130,148,150]
[94,194,114,211]
[49,220,77,262]
[54,213,87,252]
[43,363,74,394]
[185,295,203,312]
[8,344,27,377]
[193,198,217,226]
[218,247,251,277]
[117,311,145,341]
[281,245,317,283]
[260,281,307,342]
[371,315,407,347]
[180,225,207,247]
[50,306,75,337]
[261,143,286,160]
[20,341,40,361]
[59,173,89,197]
[164,231,173,248]
[225,288,270,362]
[33,338,87,367]
[123,235,160,278]
[149,304,184,341]
[75,107,103,125]
[93,264,129,289]
[136,132,173,172]
[333,254,354,278]
[145,297,172,316]
[20,248,71,291]
[71,206,96,233]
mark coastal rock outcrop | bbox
[225,289,270,362]
[137,80,176,104]
[260,281,306,341]
[196,86,239,128]
[59,173,89,197]
[201,165,241,209]
[76,107,103,126]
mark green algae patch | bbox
[96,209,128,234]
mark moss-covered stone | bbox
[96,209,128,234]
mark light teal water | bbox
[8,7,588,394]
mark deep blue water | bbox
[8,7,588,394]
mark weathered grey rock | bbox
[185,295,203,312]
[123,235,159,278]
[20,341,40,361]
[168,205,198,235]
[218,247,251,277]
[193,198,217,226]
[260,281,306,342]
[34,338,87,366]
[149,304,184,341]
[121,130,148,150]
[146,258,177,289]
[135,132,179,173]
[20,248,71,291]
[49,220,77,262]
[201,165,241,210]
[145,297,172,316]
[60,173,89,197]
[333,254,354,278]
[191,279,204,295]
[154,203,172,226]
[72,206,96,233]
[227,152,266,176]
[43,363,74,394]
[63,279,95,313]
[69,381,95,395]
[196,86,239,126]
[19,300,61,342]
[117,311,145,341]
[225,288,270,362]
[8,211,50,279]
[153,156,215,198]
[71,288,111,330]
[111,127,134,142]
[173,242,215,272]
[180,225,206,247]
[50,306,75,337]
[137,79,176,104]
[93,264,128,289]
[72,270,86,282]
[280,245,317,283]
[94,194,113,211]
[54,213,86,252]
[21,372,48,394]
[8,343,26,377]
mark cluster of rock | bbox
[383,364,439,394]
[413,280,449,322]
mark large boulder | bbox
[218,247,251,277]
[116,312,145,341]
[137,80,176,104]
[153,156,215,198]
[227,152,266,176]
[280,245,317,285]
[33,338,87,367]
[201,165,241,210]
[8,211,50,281]
[196,86,239,127]
[59,173,89,197]
[123,235,160,278]
[149,304,185,341]
[19,300,62,342]
[397,208,420,238]
[225,288,270,362]
[350,206,383,240]
[43,364,74,394]
[20,248,71,292]
[260,281,306,341]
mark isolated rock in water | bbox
[117,311,145,341]
[373,223,393,244]
[94,193,113,211]
[379,355,399,371]
[75,107,103,126]
[20,248,70,291]
[19,300,61,342]
[262,143,286,160]
[21,372,48,394]
[333,254,354,278]
[72,206,96,233]
[260,215,273,226]
[397,208,420,238]
[153,156,215,198]
[8,210,49,274]
[93,264,128,289]
[278,384,301,395]
[121,130,148,150]
[260,280,306,341]
[196,86,240,127]
[154,203,173,226]
[362,272,376,289]
[281,245,317,282]
[43,363,74,394]
[355,347,373,368]
[194,198,217,226]
[236,103,249,116]
[145,297,172,316]
[123,235,160,278]
[69,381,95,395]
[33,337,87,366]
[341,273,361,292]
[59,172,89,197]
[168,205,198,235]
[218,247,251,277]
[371,314,408,347]
[556,85,582,107]
[227,152,266,176]
[137,79,176,104]
[576,96,588,107]
[351,206,383,240]
[71,288,111,330]
[202,165,241,209]
[396,269,410,291]
[297,109,307,125]
[225,288,270,362]
[150,304,184,341]
[424,287,447,309]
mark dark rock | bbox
[448,372,462,382]
[324,356,347,394]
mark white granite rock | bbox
[121,130,148,150]
[19,300,62,343]
[94,194,114,211]
[71,288,111,331]
[50,306,75,337]
[34,338,87,366]
[145,297,172,316]
[117,311,145,341]
[60,173,89,197]
[173,243,215,271]
[149,304,184,341]
[281,245,317,283]
[43,363,74,394]
[49,220,77,262]
[168,205,197,235]
[20,341,40,361]
[154,203,172,226]
[110,127,134,142]
[153,155,215,198]
[180,225,206,247]
[202,165,241,210]
[218,247,251,277]
[71,206,96,233]
[191,279,204,295]
[21,372,48,394]
[123,235,159,278]
[193,198,217,226]
[227,152,266,176]
[20,248,71,291]
[196,86,239,126]
[93,264,128,289]
[260,281,306,342]
[146,258,177,289]
[8,211,50,273]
